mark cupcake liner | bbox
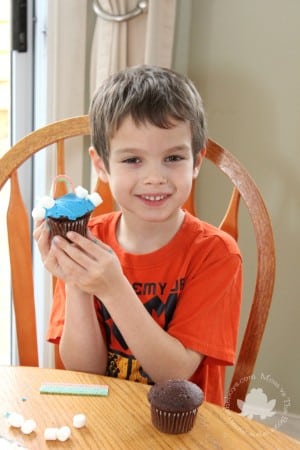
[47,212,91,240]
[150,406,198,434]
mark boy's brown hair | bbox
[89,65,207,170]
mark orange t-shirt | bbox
[47,211,242,406]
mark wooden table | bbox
[0,366,298,449]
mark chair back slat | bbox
[7,171,38,366]
[182,181,197,217]
[91,178,115,216]
[56,139,65,175]
[219,187,241,241]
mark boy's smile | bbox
[137,193,172,207]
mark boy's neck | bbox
[116,209,185,254]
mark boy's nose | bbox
[143,172,167,185]
[143,161,168,185]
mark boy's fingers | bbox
[34,218,45,227]
[33,219,49,241]
[68,231,114,255]
[88,236,114,254]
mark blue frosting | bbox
[45,193,95,220]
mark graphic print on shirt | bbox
[97,278,185,384]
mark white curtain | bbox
[90,0,177,96]
[45,0,88,185]
[89,0,177,188]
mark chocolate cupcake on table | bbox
[32,174,102,240]
[148,379,204,434]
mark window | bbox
[0,0,37,364]
[0,0,12,364]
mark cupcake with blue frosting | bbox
[32,174,102,240]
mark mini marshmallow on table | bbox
[21,419,37,435]
[6,412,24,428]
[44,426,71,442]
[73,413,86,428]
[7,412,37,436]
[44,427,58,441]
[43,414,86,442]
[56,426,71,442]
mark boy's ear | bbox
[89,147,109,183]
[193,148,206,179]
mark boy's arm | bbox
[33,220,108,373]
[51,232,203,382]
[59,285,107,374]
[100,275,204,381]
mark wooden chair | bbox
[0,115,275,412]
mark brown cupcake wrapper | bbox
[47,213,91,240]
[150,406,198,434]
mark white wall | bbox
[173,0,299,414]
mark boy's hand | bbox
[43,231,123,298]
[33,218,51,260]
[33,218,68,281]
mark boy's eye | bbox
[165,154,184,162]
[123,157,141,164]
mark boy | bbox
[34,65,242,406]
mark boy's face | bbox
[90,115,203,224]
